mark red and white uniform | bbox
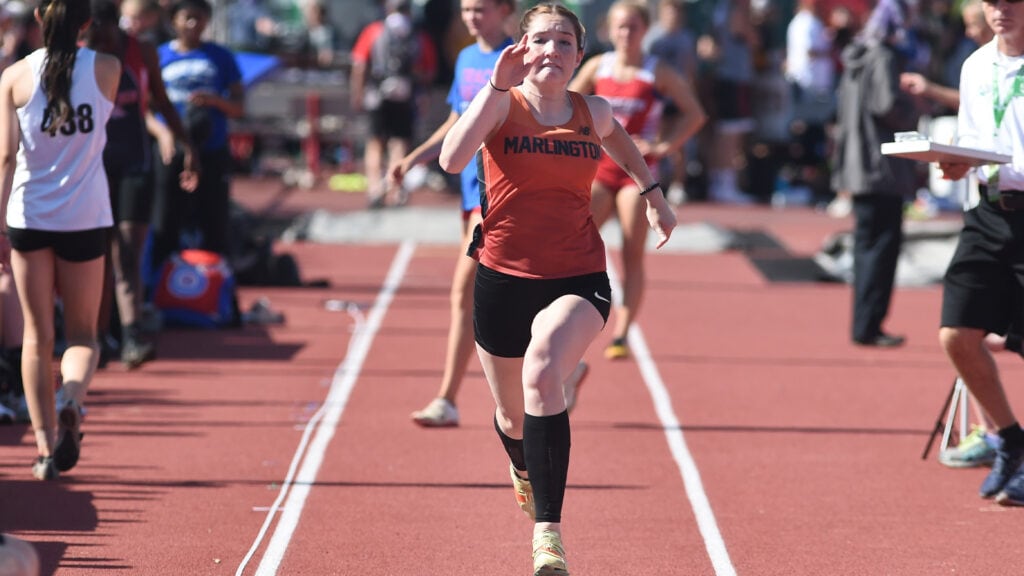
[592,52,662,189]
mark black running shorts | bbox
[473,264,611,358]
[8,227,110,262]
[106,159,155,224]
[941,200,1024,334]
[368,100,415,141]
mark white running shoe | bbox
[410,398,459,427]
[532,529,569,575]
[709,184,754,205]
[666,184,687,206]
[826,195,852,218]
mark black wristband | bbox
[488,78,510,92]
[639,182,662,196]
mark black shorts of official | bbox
[368,99,415,141]
[7,227,110,262]
[941,199,1024,334]
[105,159,154,224]
[713,78,753,122]
[474,264,612,358]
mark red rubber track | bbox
[2,180,1022,575]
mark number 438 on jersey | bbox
[41,104,94,136]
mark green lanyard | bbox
[986,62,1024,198]
[992,62,1024,130]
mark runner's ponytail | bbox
[38,0,91,136]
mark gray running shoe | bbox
[53,400,83,472]
[32,455,57,480]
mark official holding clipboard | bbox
[936,0,1024,506]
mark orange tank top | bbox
[471,88,605,279]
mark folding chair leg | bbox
[922,377,961,460]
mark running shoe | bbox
[121,337,156,370]
[53,400,83,472]
[32,455,57,481]
[938,426,997,468]
[604,337,629,360]
[532,529,569,576]
[0,402,15,424]
[510,463,535,521]
[996,468,1024,506]
[979,446,1024,498]
[410,398,459,427]
[666,183,687,206]
[564,361,589,414]
[826,195,852,218]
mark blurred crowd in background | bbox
[0,0,987,213]
[324,0,984,213]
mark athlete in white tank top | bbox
[8,47,115,231]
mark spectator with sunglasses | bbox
[937,0,1024,506]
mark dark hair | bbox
[170,0,213,19]
[610,0,651,29]
[520,3,586,52]
[91,0,121,25]
[38,0,92,136]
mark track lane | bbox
[271,245,722,575]
[0,244,399,575]
[7,201,1024,574]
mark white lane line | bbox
[606,255,736,576]
[236,240,417,576]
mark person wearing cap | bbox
[350,0,437,208]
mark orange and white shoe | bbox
[532,529,569,575]
[510,463,535,520]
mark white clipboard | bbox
[881,140,1012,166]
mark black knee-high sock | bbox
[494,414,527,472]
[523,411,570,523]
[999,422,1024,453]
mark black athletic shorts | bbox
[7,227,110,262]
[473,264,612,358]
[713,78,753,122]
[368,99,415,141]
[941,199,1024,334]
[106,158,154,224]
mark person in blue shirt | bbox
[390,0,520,428]
[150,0,244,272]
